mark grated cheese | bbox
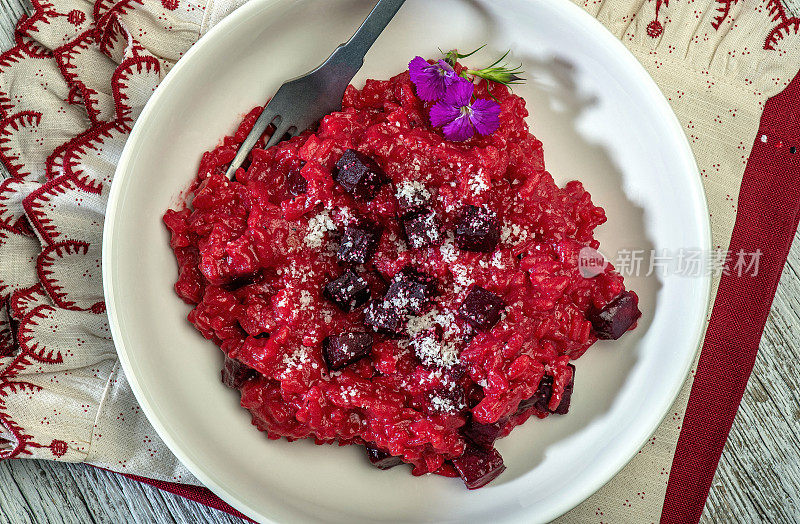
[451,263,475,288]
[500,222,529,244]
[491,251,505,269]
[430,395,456,413]
[395,180,430,205]
[468,169,490,194]
[282,347,310,375]
[439,233,458,264]
[407,309,462,368]
[299,290,313,308]
[304,210,336,248]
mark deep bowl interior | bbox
[104,0,711,522]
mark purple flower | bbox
[429,79,501,141]
[408,56,458,102]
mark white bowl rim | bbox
[103,0,712,522]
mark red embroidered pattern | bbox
[1,302,65,459]
[67,10,87,27]
[0,111,43,180]
[11,0,57,59]
[0,0,159,460]
[764,0,800,50]
[711,0,738,30]
[0,179,34,235]
[0,301,14,357]
[648,0,797,49]
[37,240,105,313]
[54,31,108,126]
[23,175,103,245]
[647,0,670,38]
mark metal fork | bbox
[225,0,407,179]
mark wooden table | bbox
[1,1,798,522]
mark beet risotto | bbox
[163,59,641,490]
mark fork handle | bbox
[332,0,407,70]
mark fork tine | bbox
[224,0,407,179]
[224,108,280,179]
[265,121,293,149]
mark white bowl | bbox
[103,0,711,522]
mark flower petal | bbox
[469,98,501,136]
[442,78,475,106]
[443,113,475,141]
[409,56,452,101]
[408,56,433,79]
[437,59,455,74]
[429,102,461,128]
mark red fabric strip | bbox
[115,470,254,522]
[661,70,800,523]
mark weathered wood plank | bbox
[0,0,29,49]
[0,460,100,524]
[0,460,245,524]
[703,228,800,523]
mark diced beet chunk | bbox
[221,356,257,389]
[588,290,642,340]
[516,364,576,415]
[443,363,467,382]
[517,374,553,413]
[323,270,370,312]
[454,205,500,253]
[286,167,308,196]
[459,286,505,331]
[462,417,507,449]
[364,301,405,336]
[396,181,432,217]
[366,446,404,470]
[334,149,389,201]
[451,445,507,489]
[465,383,485,408]
[338,221,382,264]
[222,271,260,292]
[385,267,437,315]
[322,332,373,370]
[402,209,442,249]
[553,364,576,415]
[427,384,467,415]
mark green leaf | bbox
[443,45,487,66]
[444,47,526,88]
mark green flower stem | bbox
[444,47,526,88]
